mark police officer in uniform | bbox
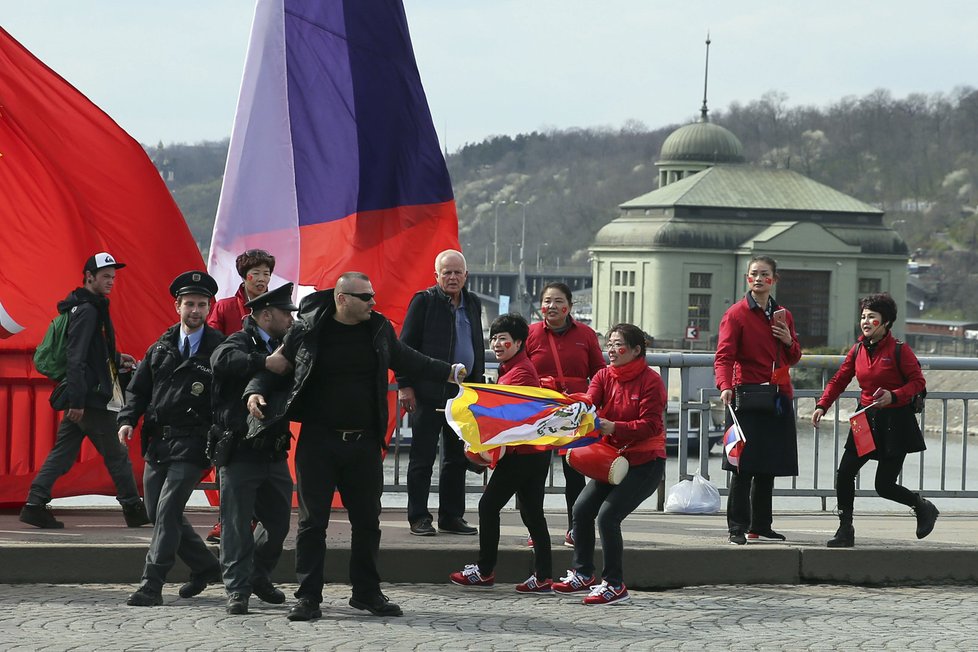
[119,271,224,606]
[209,283,298,615]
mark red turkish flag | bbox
[0,27,205,506]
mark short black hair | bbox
[490,313,529,344]
[607,323,647,356]
[539,281,572,305]
[235,249,276,278]
[860,292,897,328]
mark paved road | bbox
[2,582,977,651]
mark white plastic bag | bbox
[664,472,721,514]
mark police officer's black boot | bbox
[826,511,854,548]
[912,494,939,539]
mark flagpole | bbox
[727,404,746,441]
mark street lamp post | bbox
[491,199,506,271]
[512,200,531,318]
[536,242,549,270]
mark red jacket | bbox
[817,333,926,410]
[587,365,667,465]
[207,284,249,336]
[525,319,605,393]
[497,348,543,454]
[714,295,801,399]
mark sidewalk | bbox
[2,506,976,587]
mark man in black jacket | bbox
[397,249,485,536]
[20,252,148,530]
[209,283,297,615]
[246,272,466,621]
[118,271,224,607]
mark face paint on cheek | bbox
[617,347,626,355]
[503,341,512,349]
[872,320,880,326]
[247,274,254,281]
[561,307,568,314]
[765,277,774,285]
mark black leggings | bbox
[835,447,916,513]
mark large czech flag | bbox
[207,0,459,329]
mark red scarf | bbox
[607,356,647,383]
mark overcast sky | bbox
[2,1,975,151]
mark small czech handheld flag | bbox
[724,404,747,468]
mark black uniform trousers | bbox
[293,425,383,604]
[219,457,293,596]
[142,459,220,590]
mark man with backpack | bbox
[20,252,149,529]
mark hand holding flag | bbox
[446,383,598,454]
[723,404,747,468]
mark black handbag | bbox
[734,384,779,413]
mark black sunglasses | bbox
[340,291,375,302]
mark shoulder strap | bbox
[545,329,566,388]
[894,341,907,382]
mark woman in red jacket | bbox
[207,249,275,336]
[552,323,666,605]
[450,313,554,594]
[714,255,801,546]
[525,282,605,547]
[811,293,937,547]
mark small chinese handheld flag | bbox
[849,408,876,457]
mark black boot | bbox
[826,512,854,548]
[913,495,939,539]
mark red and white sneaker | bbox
[527,535,534,548]
[206,521,222,543]
[582,580,629,605]
[515,574,553,594]
[563,530,575,548]
[449,564,495,588]
[552,569,597,594]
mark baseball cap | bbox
[83,252,126,274]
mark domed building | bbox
[589,113,908,349]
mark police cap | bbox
[169,270,218,298]
[245,282,298,312]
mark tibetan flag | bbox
[0,27,205,506]
[446,383,598,454]
[849,407,876,457]
[723,404,747,468]
[207,0,458,330]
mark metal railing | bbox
[386,351,978,510]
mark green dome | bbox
[659,120,745,164]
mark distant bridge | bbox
[465,263,592,320]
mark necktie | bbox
[182,337,191,359]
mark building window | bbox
[689,272,712,289]
[688,294,711,331]
[612,268,636,324]
[859,278,882,294]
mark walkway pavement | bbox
[2,507,978,650]
[3,582,978,651]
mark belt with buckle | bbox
[160,425,206,439]
[333,429,368,442]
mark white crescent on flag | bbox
[0,300,24,339]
